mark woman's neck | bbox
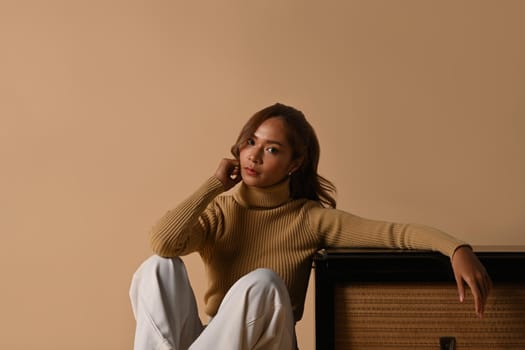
[233,178,291,208]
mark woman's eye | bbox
[246,138,255,146]
[266,147,279,154]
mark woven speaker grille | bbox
[334,282,525,350]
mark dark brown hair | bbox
[231,103,337,208]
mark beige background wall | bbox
[1,1,524,349]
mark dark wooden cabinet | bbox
[314,247,525,350]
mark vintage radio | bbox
[314,247,525,350]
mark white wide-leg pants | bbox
[129,256,297,350]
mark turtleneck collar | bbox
[233,178,291,208]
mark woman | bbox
[130,103,492,350]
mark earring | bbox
[288,172,293,176]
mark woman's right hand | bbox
[215,158,242,191]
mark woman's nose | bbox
[248,149,262,163]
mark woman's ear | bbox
[288,156,304,175]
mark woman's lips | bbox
[244,167,258,176]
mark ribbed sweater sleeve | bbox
[308,205,467,258]
[149,176,225,257]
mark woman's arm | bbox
[309,206,492,316]
[150,158,241,257]
[310,206,465,256]
[149,175,225,257]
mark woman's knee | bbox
[239,268,289,297]
[131,255,190,293]
[248,268,282,284]
[135,255,184,276]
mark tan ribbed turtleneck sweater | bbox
[150,176,466,322]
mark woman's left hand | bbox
[451,246,493,318]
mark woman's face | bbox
[239,117,301,188]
